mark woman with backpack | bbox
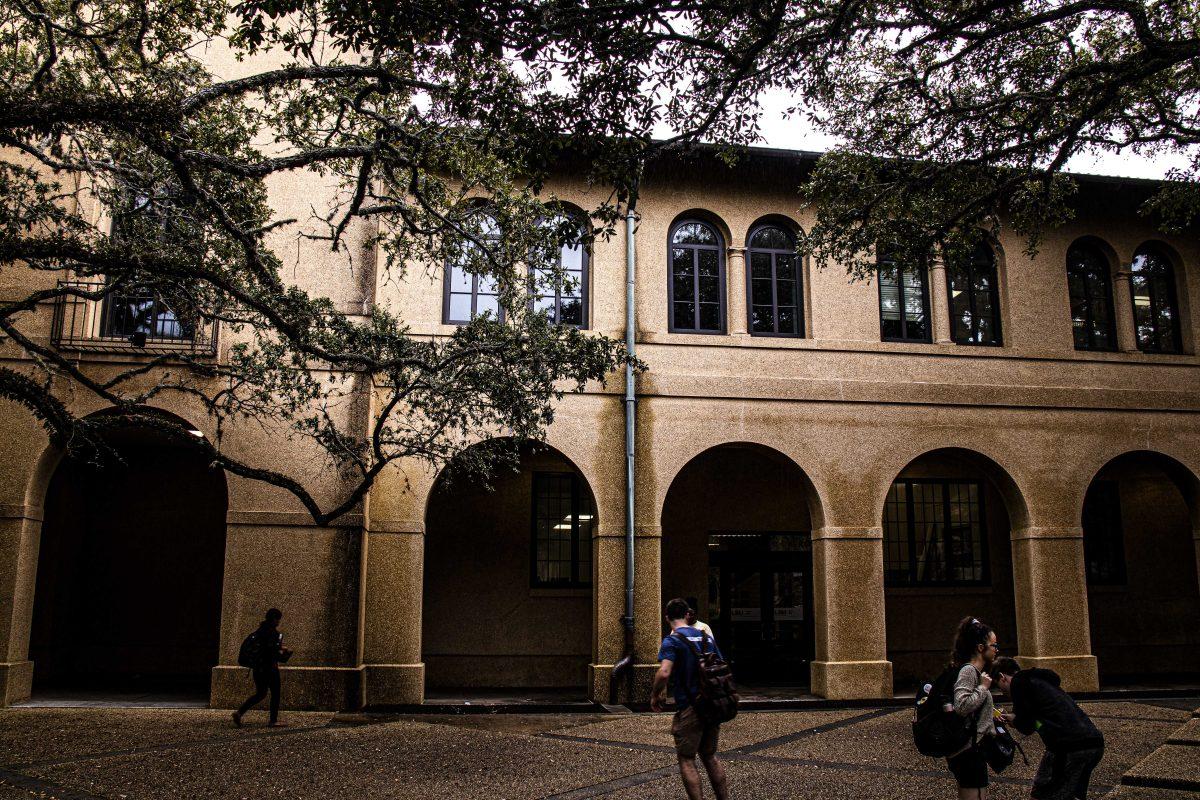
[946,616,1001,800]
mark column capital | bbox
[1010,525,1084,541]
[812,526,883,541]
[726,246,747,257]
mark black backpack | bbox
[237,630,262,669]
[912,665,977,757]
[672,631,739,724]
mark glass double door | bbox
[709,533,814,685]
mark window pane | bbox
[776,278,795,307]
[673,273,695,302]
[750,226,792,250]
[698,302,720,331]
[697,248,720,278]
[476,293,499,317]
[674,301,695,329]
[449,264,472,292]
[751,306,774,333]
[559,297,583,326]
[752,278,774,306]
[750,251,772,279]
[448,293,472,321]
[777,306,796,334]
[672,222,717,246]
[698,275,720,303]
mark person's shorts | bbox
[947,747,989,789]
[671,706,720,759]
[1032,747,1104,800]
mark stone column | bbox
[1010,526,1099,691]
[726,247,748,336]
[0,509,39,706]
[358,464,428,707]
[1112,268,1139,352]
[928,257,954,344]
[810,526,893,699]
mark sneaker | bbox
[231,711,242,728]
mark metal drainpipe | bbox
[608,201,638,704]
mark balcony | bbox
[51,281,218,356]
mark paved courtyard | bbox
[0,698,1196,799]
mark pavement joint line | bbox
[5,721,334,771]
[541,765,677,799]
[1121,775,1200,792]
[730,706,901,755]
[1084,714,1190,724]
[0,767,108,800]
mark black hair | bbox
[265,608,283,622]
[951,616,994,667]
[665,598,690,622]
[992,656,1021,677]
[685,597,700,612]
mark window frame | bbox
[946,242,1003,347]
[877,250,932,343]
[442,210,505,326]
[745,223,805,338]
[529,471,592,588]
[1066,242,1118,352]
[529,215,589,329]
[667,219,727,334]
[883,478,991,587]
[1129,244,1183,354]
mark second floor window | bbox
[444,212,503,324]
[1067,242,1117,351]
[747,224,803,336]
[669,220,725,333]
[1130,244,1181,353]
[531,217,588,328]
[877,248,930,342]
[531,471,593,587]
[947,242,1002,346]
[883,479,988,586]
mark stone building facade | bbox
[2,146,1199,710]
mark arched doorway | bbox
[30,419,228,697]
[882,448,1022,688]
[661,443,817,687]
[1082,451,1200,683]
[422,441,595,696]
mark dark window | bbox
[1082,479,1126,585]
[1130,244,1182,353]
[531,216,588,328]
[883,479,988,586]
[669,220,725,333]
[878,248,930,342]
[531,471,593,587]
[746,225,803,336]
[444,211,503,324]
[947,242,1002,346]
[1067,242,1117,351]
[105,191,194,342]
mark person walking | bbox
[685,597,716,645]
[651,597,729,800]
[992,657,1104,800]
[946,617,1001,800]
[232,608,292,728]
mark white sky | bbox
[752,90,1185,180]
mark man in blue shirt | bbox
[651,597,729,800]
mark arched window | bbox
[877,245,930,342]
[531,215,588,328]
[669,220,725,333]
[1066,241,1116,351]
[1130,244,1181,353]
[746,224,803,336]
[947,241,1002,346]
[444,210,502,324]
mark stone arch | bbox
[669,208,733,250]
[659,442,824,685]
[421,437,598,694]
[28,406,228,697]
[1080,449,1200,682]
[876,446,1027,687]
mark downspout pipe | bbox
[609,201,638,704]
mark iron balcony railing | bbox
[51,280,218,356]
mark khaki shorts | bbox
[671,706,720,759]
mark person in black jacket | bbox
[232,608,292,727]
[992,657,1104,800]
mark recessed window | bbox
[746,225,803,337]
[531,215,588,328]
[669,220,725,333]
[1130,244,1181,353]
[883,479,988,586]
[877,247,930,342]
[531,472,593,587]
[1082,479,1126,585]
[444,211,503,325]
[1067,242,1117,351]
[947,242,1002,346]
